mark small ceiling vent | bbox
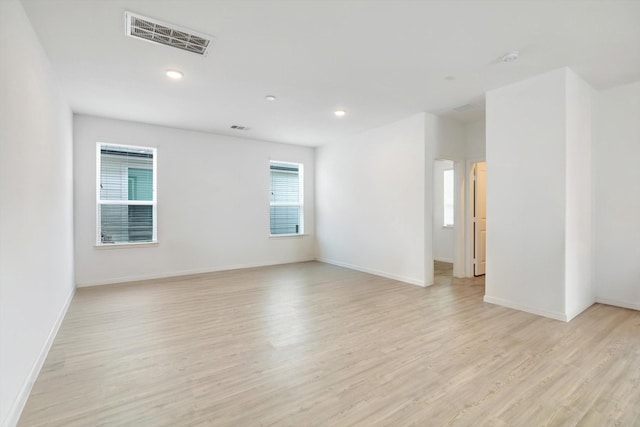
[125,12,213,56]
[230,125,250,131]
[452,103,478,113]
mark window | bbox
[97,143,157,245]
[443,168,454,227]
[269,161,303,235]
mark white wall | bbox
[565,70,594,320]
[0,1,75,425]
[434,117,466,160]
[464,119,486,161]
[74,115,315,286]
[433,160,454,262]
[486,68,596,321]
[593,81,640,310]
[316,113,429,286]
[485,69,571,320]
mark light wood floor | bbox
[19,261,640,426]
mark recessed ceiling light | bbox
[265,95,276,101]
[166,69,184,80]
[501,51,519,63]
[334,110,346,118]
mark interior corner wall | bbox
[0,1,75,426]
[485,69,569,320]
[315,113,429,286]
[564,70,594,320]
[73,115,315,286]
[593,81,640,311]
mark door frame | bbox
[465,158,486,277]
[472,161,487,276]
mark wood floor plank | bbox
[18,261,640,426]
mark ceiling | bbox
[20,0,640,147]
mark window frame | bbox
[269,160,304,237]
[96,142,158,246]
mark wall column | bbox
[485,68,593,321]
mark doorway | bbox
[433,159,455,265]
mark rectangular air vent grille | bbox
[125,12,213,56]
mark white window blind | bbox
[97,143,157,245]
[443,168,454,227]
[270,161,303,235]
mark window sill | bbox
[269,233,308,239]
[95,241,158,249]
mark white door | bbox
[474,162,487,276]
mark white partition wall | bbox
[0,1,75,425]
[485,68,594,321]
[564,73,595,320]
[593,82,640,310]
[316,113,430,286]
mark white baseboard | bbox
[595,297,640,311]
[317,257,427,287]
[565,299,596,322]
[3,287,75,427]
[483,295,568,322]
[76,258,316,287]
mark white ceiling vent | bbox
[452,103,478,113]
[125,12,213,56]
